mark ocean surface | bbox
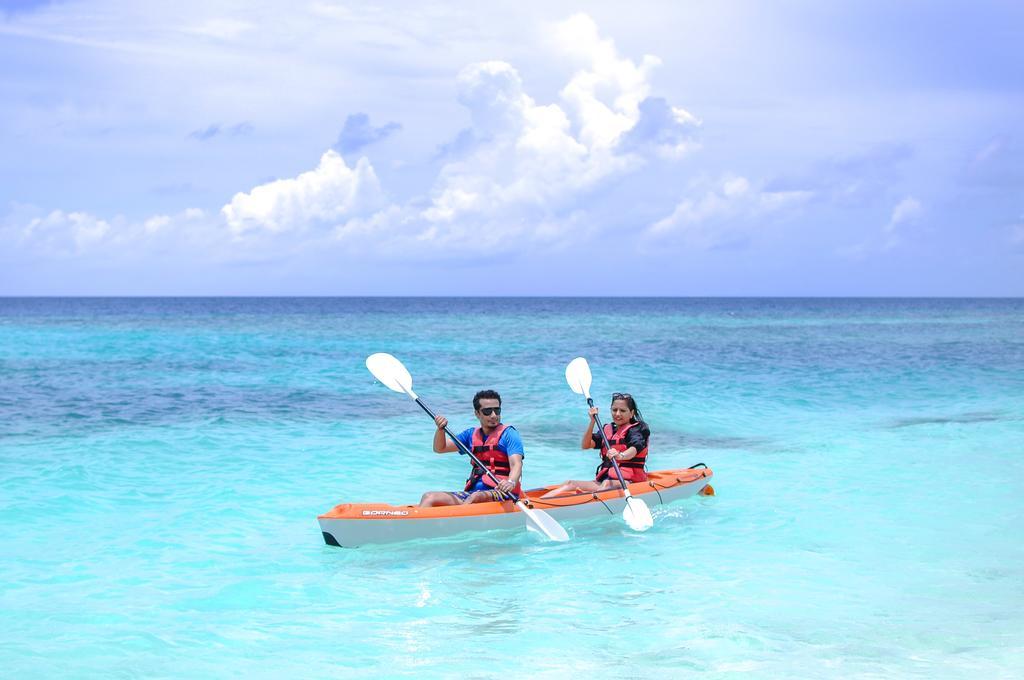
[1,297,1022,678]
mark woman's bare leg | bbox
[540,479,606,498]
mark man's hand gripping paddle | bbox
[565,357,654,531]
[366,353,569,542]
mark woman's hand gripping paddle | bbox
[565,357,654,531]
[365,353,569,543]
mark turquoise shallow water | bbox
[1,297,1023,678]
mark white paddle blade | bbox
[518,502,570,542]
[565,357,593,398]
[623,494,654,531]
[365,353,417,399]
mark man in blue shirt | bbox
[418,390,525,507]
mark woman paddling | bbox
[542,393,650,498]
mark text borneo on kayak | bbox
[317,354,713,547]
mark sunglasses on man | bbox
[477,407,501,416]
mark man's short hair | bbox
[473,389,502,411]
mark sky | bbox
[1,0,1022,295]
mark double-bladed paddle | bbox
[565,357,654,531]
[365,353,570,543]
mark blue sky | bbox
[1,1,1021,295]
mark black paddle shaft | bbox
[587,397,631,493]
[412,397,518,501]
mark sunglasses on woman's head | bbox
[478,407,501,416]
[612,393,632,400]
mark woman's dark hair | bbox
[473,389,502,411]
[611,392,648,432]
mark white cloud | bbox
[882,196,923,250]
[646,175,810,248]
[885,196,922,232]
[184,18,255,41]
[331,205,414,249]
[407,14,696,248]
[418,59,600,236]
[838,195,925,257]
[143,208,205,234]
[221,150,383,235]
[445,60,595,188]
[722,176,750,197]
[552,13,661,150]
[23,210,112,251]
[144,215,171,233]
[8,206,218,262]
[759,189,814,211]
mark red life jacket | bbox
[464,424,522,495]
[595,421,648,483]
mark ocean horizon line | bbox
[2,294,1022,300]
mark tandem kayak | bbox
[318,466,714,547]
